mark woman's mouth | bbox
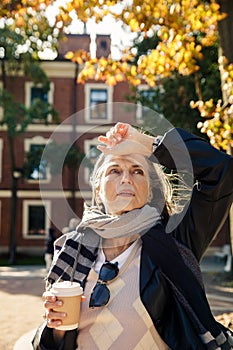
[117,191,135,197]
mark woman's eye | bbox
[133,169,144,175]
[109,168,120,174]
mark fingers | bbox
[97,123,154,157]
[98,123,130,148]
[44,297,62,309]
[81,295,87,302]
[115,122,129,137]
[43,293,66,329]
[42,292,87,329]
[98,131,121,147]
[46,309,67,329]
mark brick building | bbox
[0,34,229,257]
[0,33,142,256]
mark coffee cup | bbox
[50,281,83,330]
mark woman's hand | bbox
[43,292,66,330]
[97,122,155,156]
[42,292,67,345]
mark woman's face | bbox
[96,154,151,215]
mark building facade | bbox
[0,34,229,257]
[0,34,142,256]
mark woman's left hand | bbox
[97,122,154,156]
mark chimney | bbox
[57,34,91,60]
[96,34,111,58]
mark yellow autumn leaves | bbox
[1,0,232,150]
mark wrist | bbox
[140,133,155,155]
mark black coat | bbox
[140,128,233,349]
[32,128,233,350]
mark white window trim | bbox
[84,83,113,122]
[0,139,3,182]
[22,199,51,239]
[24,136,51,183]
[84,138,100,184]
[25,81,54,122]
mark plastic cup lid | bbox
[51,281,83,296]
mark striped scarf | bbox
[46,205,160,285]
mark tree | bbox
[62,0,232,150]
[24,142,85,178]
[0,6,61,264]
[128,36,221,134]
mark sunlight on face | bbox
[96,154,151,215]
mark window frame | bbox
[22,199,51,239]
[24,136,51,183]
[84,138,101,184]
[84,83,113,122]
[136,84,160,121]
[25,82,54,123]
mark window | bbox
[25,82,54,122]
[100,40,107,50]
[136,85,160,121]
[85,84,113,122]
[30,86,48,104]
[90,89,107,120]
[23,200,51,239]
[27,144,47,180]
[24,136,50,182]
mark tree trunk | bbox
[8,134,17,265]
[9,175,18,265]
[217,0,233,272]
[218,0,233,64]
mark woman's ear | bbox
[95,188,102,205]
[147,189,153,203]
[95,189,105,212]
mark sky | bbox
[45,0,135,59]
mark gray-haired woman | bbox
[33,123,233,350]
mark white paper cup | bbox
[50,281,83,331]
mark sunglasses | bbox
[89,261,119,308]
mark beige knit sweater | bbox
[77,240,170,350]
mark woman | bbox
[33,123,233,349]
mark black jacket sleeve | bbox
[151,128,233,261]
[32,322,77,350]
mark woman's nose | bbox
[120,171,132,184]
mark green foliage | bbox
[0,26,24,58]
[132,33,160,64]
[24,61,50,91]
[24,142,85,177]
[0,89,27,135]
[0,24,60,136]
[148,74,201,133]
[27,99,59,125]
[128,34,221,135]
[196,43,221,102]
[23,144,45,179]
